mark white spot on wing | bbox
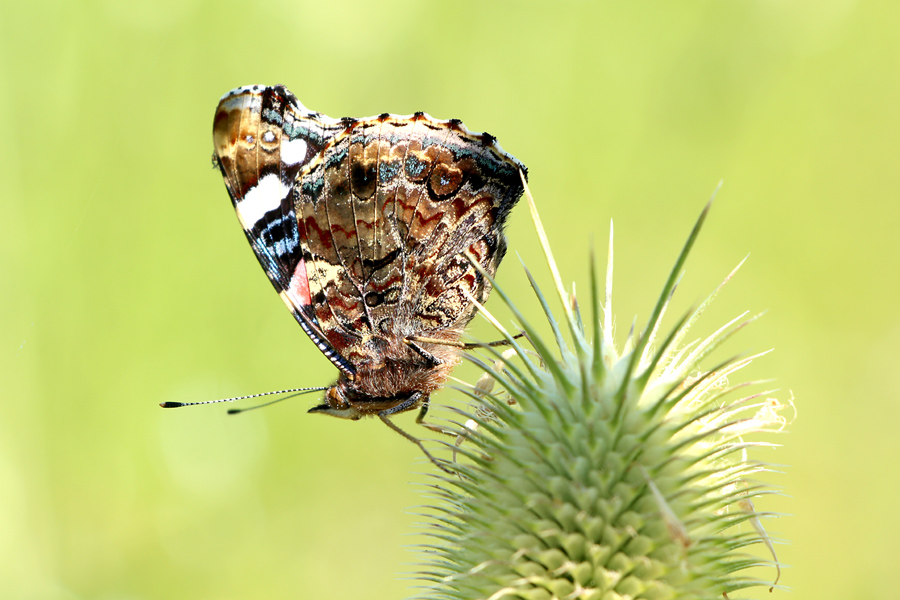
[236,173,287,229]
[281,138,308,166]
[273,236,298,257]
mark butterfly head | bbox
[307,373,431,420]
[307,382,365,420]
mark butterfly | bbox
[201,85,524,468]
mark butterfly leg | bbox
[406,332,526,351]
[415,398,455,436]
[403,339,443,366]
[460,332,526,350]
[378,393,453,473]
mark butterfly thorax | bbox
[314,331,462,419]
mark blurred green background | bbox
[1,0,897,598]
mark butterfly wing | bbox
[212,85,355,377]
[394,122,523,335]
[294,112,525,367]
[214,85,525,381]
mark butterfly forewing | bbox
[212,85,354,376]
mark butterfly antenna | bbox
[160,387,328,412]
[226,389,330,414]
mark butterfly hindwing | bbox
[294,112,524,367]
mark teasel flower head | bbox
[416,179,787,600]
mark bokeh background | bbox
[1,1,897,598]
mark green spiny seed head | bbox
[417,184,786,600]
